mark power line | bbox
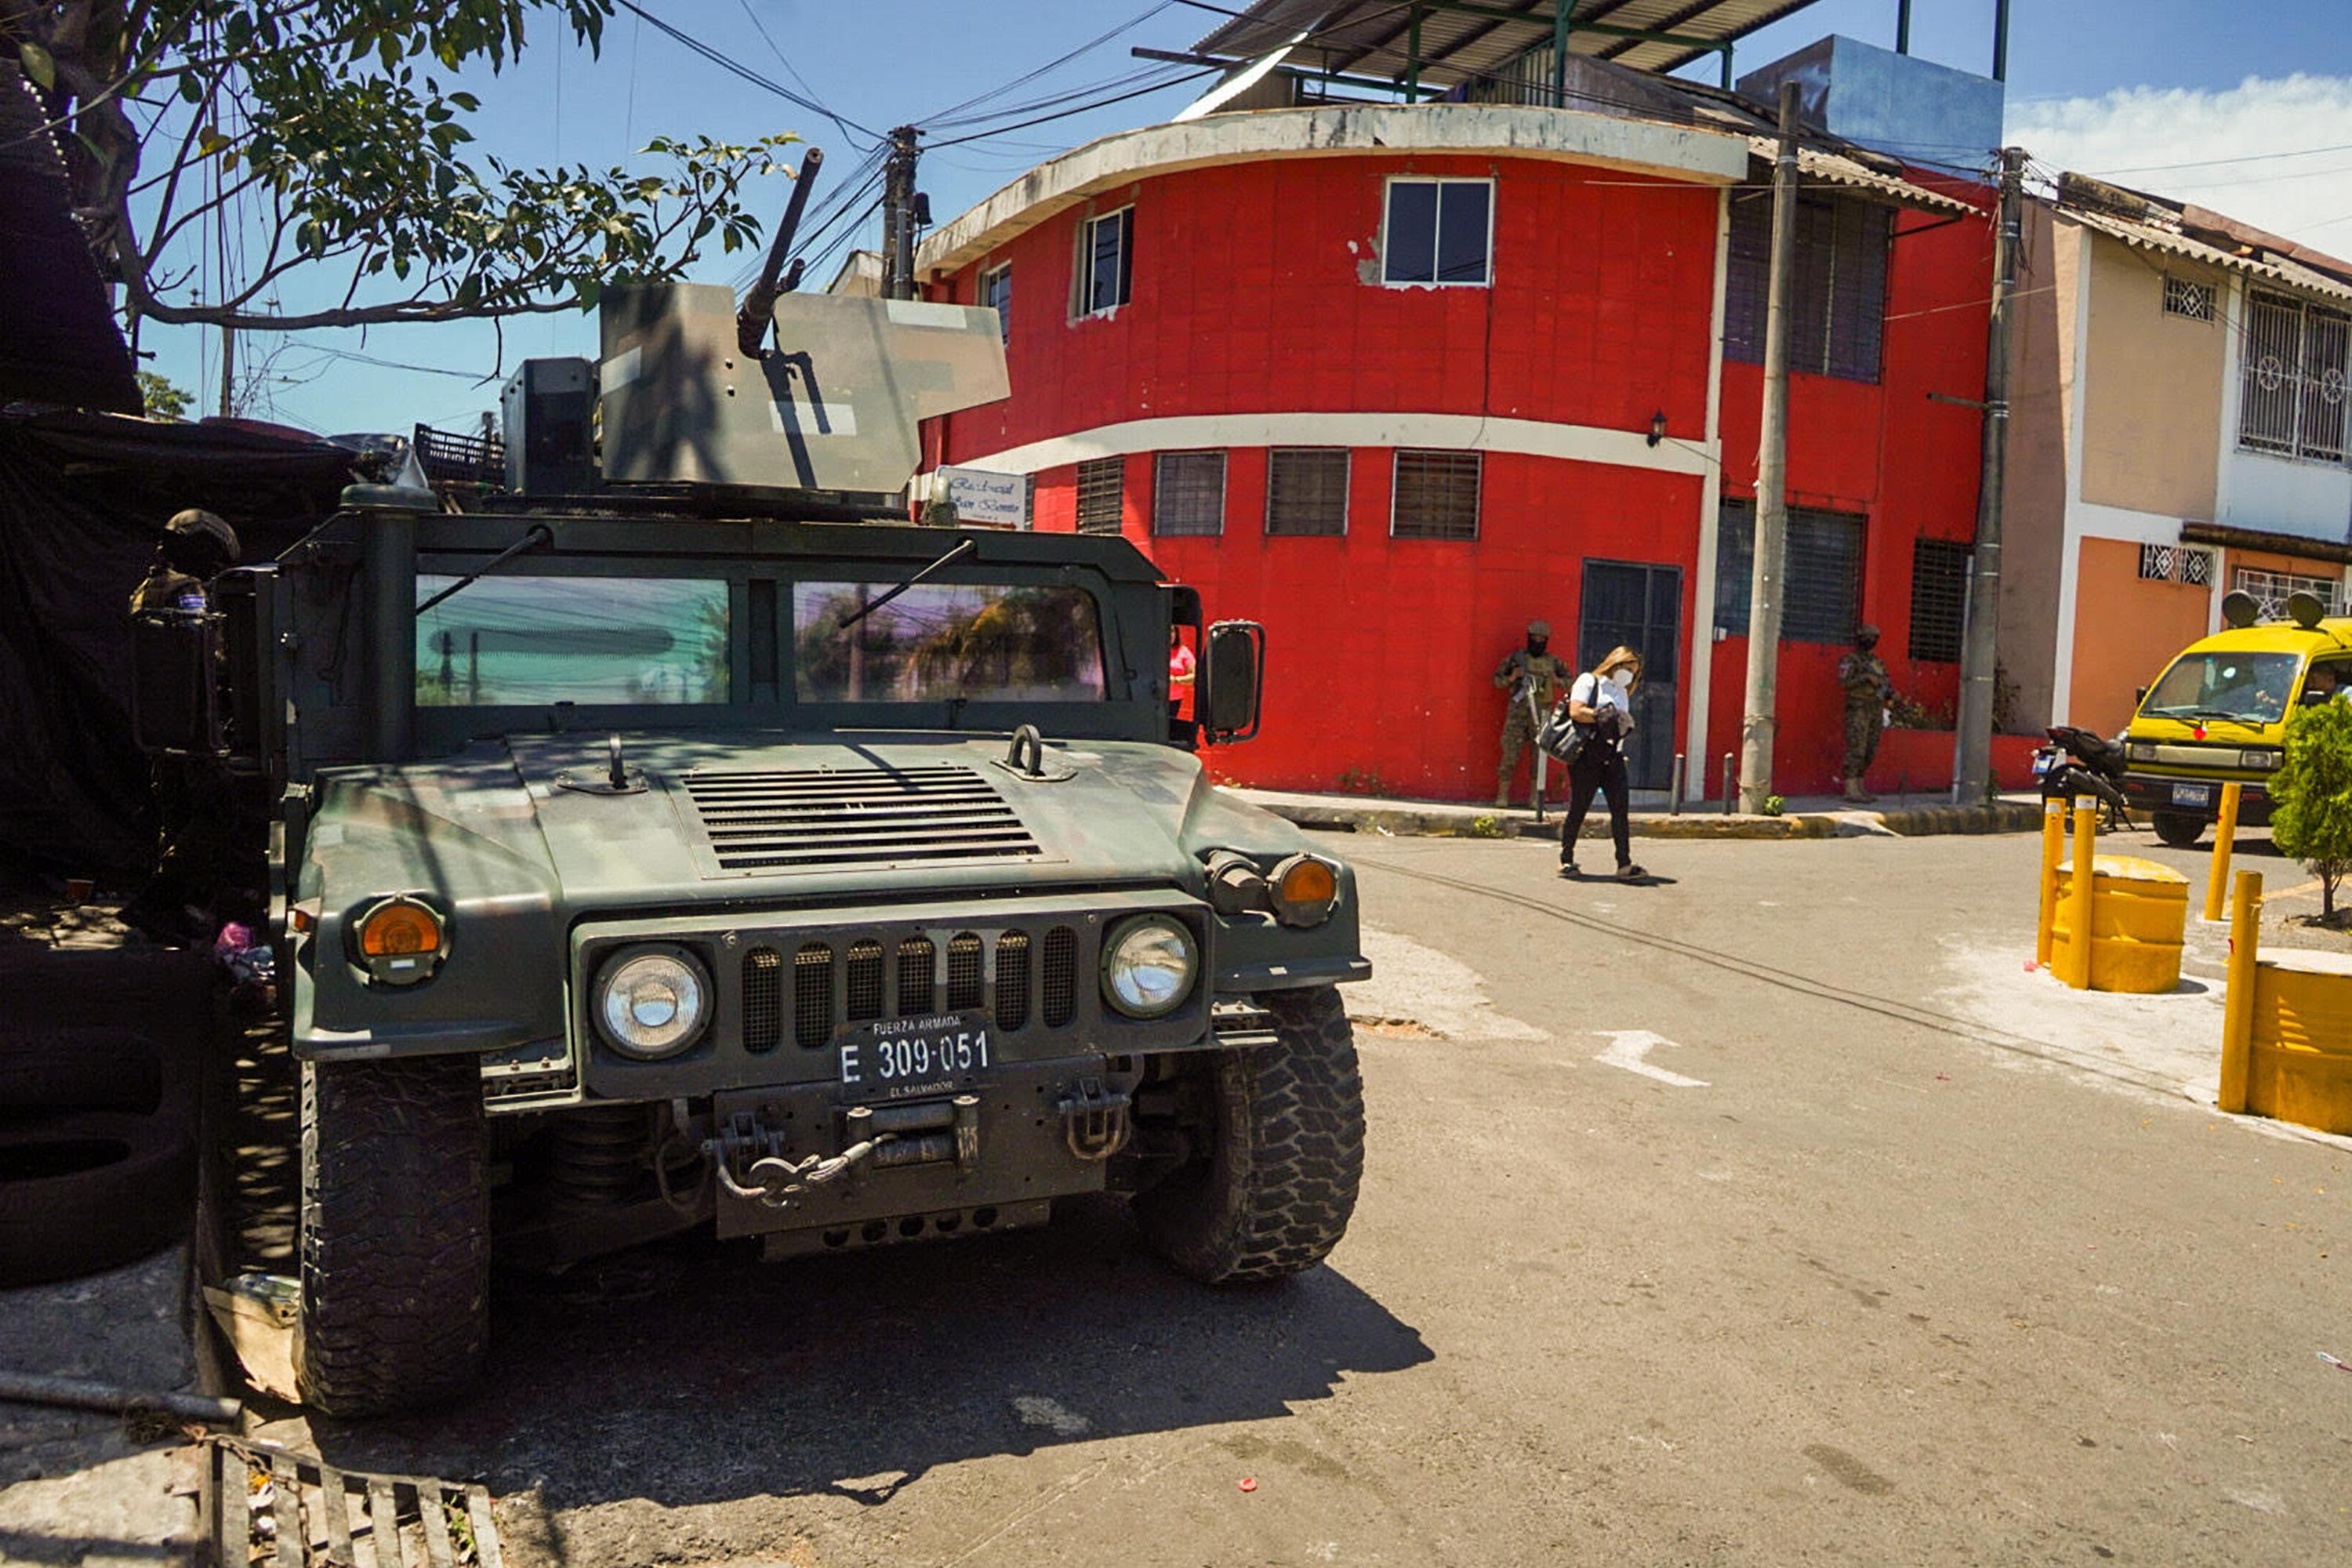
[728,0,878,151]
[927,67,1220,148]
[612,0,881,143]
[923,1,1178,126]
[2085,139,2352,178]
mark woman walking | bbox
[1559,645,1646,881]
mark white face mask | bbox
[1609,669,1635,691]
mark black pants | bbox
[1560,744,1631,867]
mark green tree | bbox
[135,369,190,419]
[4,3,793,331]
[2270,700,2352,920]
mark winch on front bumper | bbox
[700,1058,1142,1256]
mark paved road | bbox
[256,830,2350,1567]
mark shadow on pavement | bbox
[291,1196,1429,1515]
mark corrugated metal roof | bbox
[1748,136,1977,216]
[2064,208,2352,310]
[1192,1,1830,85]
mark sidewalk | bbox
[1227,786,2045,842]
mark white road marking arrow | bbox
[1592,1030,1709,1087]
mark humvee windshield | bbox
[792,582,1105,704]
[416,575,731,707]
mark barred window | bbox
[1391,450,1481,540]
[1075,457,1123,535]
[978,263,1011,343]
[2233,566,2340,622]
[1910,538,1971,662]
[2161,275,2215,322]
[1152,451,1226,537]
[2239,289,2350,463]
[1079,208,1133,316]
[1265,448,1349,536]
[1726,191,1890,384]
[1713,499,1866,644]
[2138,543,2215,585]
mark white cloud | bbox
[2007,74,2352,259]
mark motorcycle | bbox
[2033,724,2132,829]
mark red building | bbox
[911,67,1998,802]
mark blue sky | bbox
[142,0,2352,434]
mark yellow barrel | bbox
[2049,855,2189,994]
[2245,950,2352,1135]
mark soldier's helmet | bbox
[162,508,240,577]
[1526,619,1551,639]
[1855,623,1881,647]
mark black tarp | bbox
[0,407,358,876]
[0,60,140,415]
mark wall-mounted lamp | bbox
[1646,411,1667,448]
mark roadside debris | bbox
[0,1369,238,1425]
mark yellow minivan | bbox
[2122,593,2352,848]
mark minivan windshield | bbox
[793,581,1106,704]
[2140,651,2301,725]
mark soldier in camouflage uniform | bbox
[1494,619,1573,808]
[1837,623,1893,803]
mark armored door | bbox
[1577,561,1682,790]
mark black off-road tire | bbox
[296,1056,489,1417]
[0,1112,194,1287]
[0,1029,165,1116]
[1134,985,1365,1283]
[2152,811,2205,849]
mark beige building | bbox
[2000,175,2352,739]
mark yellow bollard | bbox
[2202,780,2243,924]
[2219,869,2263,1114]
[2036,797,2066,970]
[2063,795,2099,989]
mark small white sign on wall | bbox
[938,465,1029,527]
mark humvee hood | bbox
[479,730,1305,910]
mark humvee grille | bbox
[680,766,1042,874]
[1042,927,1078,1029]
[757,924,1082,1048]
[996,931,1031,1031]
[743,947,782,1053]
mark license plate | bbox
[2171,782,2213,808]
[838,1011,992,1100]
[2031,750,2056,779]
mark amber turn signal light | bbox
[1269,854,1339,927]
[353,902,445,964]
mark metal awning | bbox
[2064,208,2352,311]
[1190,0,1829,85]
[1753,137,1977,216]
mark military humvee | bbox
[149,261,1369,1416]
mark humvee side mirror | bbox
[1203,621,1264,743]
[131,612,225,756]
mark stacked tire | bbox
[2,949,205,1298]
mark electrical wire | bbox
[728,0,880,151]
[612,0,881,144]
[923,1,1178,126]
[927,67,1221,149]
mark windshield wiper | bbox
[837,537,977,630]
[416,524,554,615]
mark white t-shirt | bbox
[1572,671,1633,728]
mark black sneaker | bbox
[1617,862,1646,881]
[1559,862,1581,879]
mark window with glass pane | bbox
[1392,450,1481,539]
[1713,499,1865,644]
[979,263,1011,343]
[1153,451,1226,536]
[1382,178,1492,286]
[1265,448,1349,536]
[415,575,730,706]
[1909,538,1971,662]
[1075,457,1124,535]
[1081,208,1132,314]
[2239,290,2350,463]
[792,582,1105,703]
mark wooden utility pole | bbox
[217,324,235,419]
[880,125,921,300]
[1954,147,2027,803]
[1738,82,1802,814]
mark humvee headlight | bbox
[1269,854,1340,928]
[594,947,711,1058]
[1102,916,1198,1019]
[350,897,446,986]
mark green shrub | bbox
[2270,701,2352,919]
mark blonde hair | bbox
[1594,645,1643,688]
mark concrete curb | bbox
[1232,791,2045,844]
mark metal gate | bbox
[1577,560,1682,790]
